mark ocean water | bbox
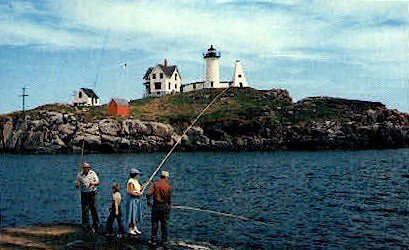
[1,149,408,249]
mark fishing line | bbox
[172,205,274,228]
[141,87,231,193]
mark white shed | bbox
[73,88,100,106]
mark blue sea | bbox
[1,149,408,249]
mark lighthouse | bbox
[231,60,248,88]
[203,45,221,88]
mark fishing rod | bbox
[80,138,85,166]
[172,205,274,228]
[141,87,231,193]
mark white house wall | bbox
[182,82,205,92]
[73,90,100,106]
[145,66,182,97]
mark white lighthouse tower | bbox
[203,45,221,88]
[231,60,248,88]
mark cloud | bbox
[0,0,407,112]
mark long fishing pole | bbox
[141,87,231,193]
[80,138,85,165]
[172,205,274,228]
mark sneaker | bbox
[134,227,142,234]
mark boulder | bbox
[101,134,121,144]
[45,111,64,124]
[58,124,76,138]
[22,131,45,150]
[78,123,99,136]
[99,119,120,136]
[122,119,150,136]
[148,122,174,138]
[52,136,66,147]
[3,118,14,146]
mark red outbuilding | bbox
[107,98,130,116]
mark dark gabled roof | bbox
[143,65,179,80]
[143,67,154,80]
[110,98,128,106]
[81,88,99,98]
[159,65,177,78]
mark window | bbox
[175,84,177,89]
[193,83,196,89]
[175,74,177,80]
[240,82,243,88]
[160,73,164,79]
[211,81,214,88]
[238,74,242,78]
[155,82,161,90]
[168,82,171,89]
[153,74,156,79]
[79,92,82,98]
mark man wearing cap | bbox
[75,162,100,231]
[147,171,172,247]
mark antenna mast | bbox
[19,87,29,113]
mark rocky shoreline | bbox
[0,224,219,249]
[1,88,408,154]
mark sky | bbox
[0,0,408,114]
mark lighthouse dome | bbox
[203,45,220,58]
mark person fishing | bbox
[147,171,172,248]
[106,183,125,236]
[75,162,100,232]
[126,168,146,235]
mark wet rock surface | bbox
[0,224,221,249]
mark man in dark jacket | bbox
[147,171,172,247]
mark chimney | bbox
[164,59,168,67]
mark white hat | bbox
[161,171,170,178]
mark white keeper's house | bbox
[143,60,182,97]
[72,88,100,106]
[142,45,249,98]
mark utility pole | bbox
[19,87,29,113]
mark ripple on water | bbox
[1,149,409,249]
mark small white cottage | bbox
[73,88,100,106]
[143,60,182,97]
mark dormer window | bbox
[175,74,177,80]
[79,92,82,98]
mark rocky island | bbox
[1,88,408,154]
